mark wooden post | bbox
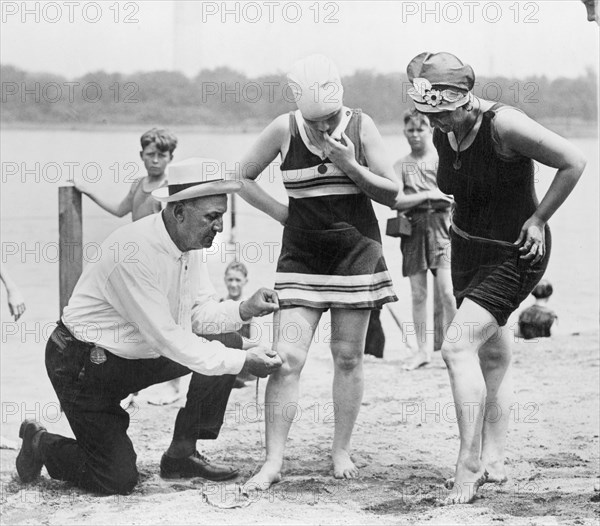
[433,276,444,351]
[59,186,83,315]
[229,193,237,244]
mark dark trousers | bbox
[40,322,240,495]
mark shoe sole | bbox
[16,420,46,483]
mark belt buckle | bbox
[90,346,107,365]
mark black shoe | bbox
[160,451,239,481]
[16,420,47,483]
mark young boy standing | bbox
[392,110,456,370]
[74,128,177,220]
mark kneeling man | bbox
[16,158,282,495]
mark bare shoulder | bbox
[261,113,291,146]
[359,112,383,140]
[492,105,542,137]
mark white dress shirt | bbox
[62,212,247,375]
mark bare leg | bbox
[329,309,369,478]
[479,326,513,483]
[404,272,431,370]
[442,299,497,504]
[243,307,321,491]
[434,268,457,336]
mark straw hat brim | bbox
[152,180,242,203]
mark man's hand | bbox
[241,346,283,378]
[239,288,279,320]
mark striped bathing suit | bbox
[274,109,397,310]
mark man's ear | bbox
[172,202,186,223]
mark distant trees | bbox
[1,64,597,128]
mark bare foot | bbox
[146,380,182,406]
[443,466,486,505]
[332,450,359,479]
[483,462,508,485]
[445,465,507,489]
[402,351,431,371]
[242,462,282,493]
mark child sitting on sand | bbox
[518,280,558,339]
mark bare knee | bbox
[441,340,471,366]
[272,346,307,378]
[331,344,362,372]
[479,340,512,368]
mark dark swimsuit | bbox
[434,103,550,326]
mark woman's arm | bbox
[496,109,587,263]
[323,113,399,207]
[236,115,290,225]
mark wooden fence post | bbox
[59,186,83,315]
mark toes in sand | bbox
[483,464,508,484]
[242,463,282,494]
[332,450,359,479]
[443,470,486,505]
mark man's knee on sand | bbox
[91,457,139,495]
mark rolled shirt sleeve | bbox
[104,260,247,376]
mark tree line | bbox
[1,64,597,129]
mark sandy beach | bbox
[1,325,598,525]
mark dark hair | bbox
[226,260,248,277]
[403,109,431,127]
[140,128,178,154]
[532,280,553,299]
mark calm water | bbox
[1,129,598,333]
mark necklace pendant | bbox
[453,158,462,170]
[317,163,328,174]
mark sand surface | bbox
[1,328,598,525]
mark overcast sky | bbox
[1,1,598,79]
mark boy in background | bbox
[74,128,177,220]
[392,110,456,370]
[74,128,181,405]
[222,261,258,388]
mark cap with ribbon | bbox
[152,157,241,203]
[406,52,475,113]
[287,54,344,120]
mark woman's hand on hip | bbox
[514,215,546,265]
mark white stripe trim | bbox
[287,186,362,199]
[275,271,392,287]
[282,164,346,183]
[276,287,394,304]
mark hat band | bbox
[168,180,219,196]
